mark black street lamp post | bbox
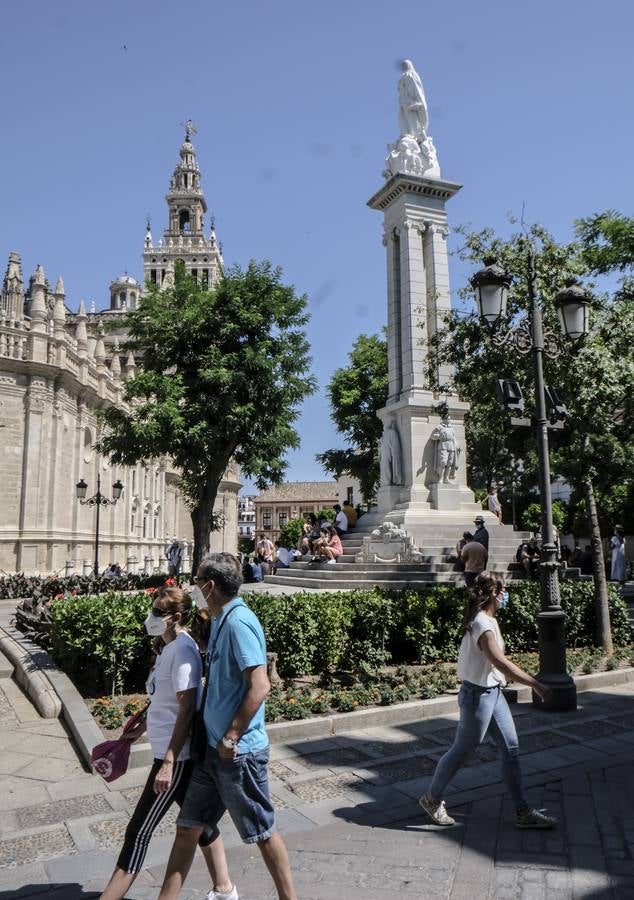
[76,473,124,576]
[470,250,591,712]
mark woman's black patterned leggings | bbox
[117,758,218,874]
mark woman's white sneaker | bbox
[419,793,455,826]
[204,886,239,900]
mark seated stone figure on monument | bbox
[379,417,403,486]
[430,416,461,484]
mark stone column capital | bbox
[423,220,449,239]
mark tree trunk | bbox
[190,480,220,575]
[583,478,613,653]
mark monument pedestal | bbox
[368,168,483,543]
[430,482,473,512]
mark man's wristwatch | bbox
[221,735,237,750]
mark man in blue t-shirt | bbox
[158,553,296,900]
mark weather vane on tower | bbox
[180,119,197,140]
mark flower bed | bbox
[87,647,634,732]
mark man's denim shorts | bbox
[177,746,275,844]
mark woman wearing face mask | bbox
[100,586,238,900]
[419,572,557,830]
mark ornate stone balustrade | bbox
[0,326,28,360]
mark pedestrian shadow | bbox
[0,884,99,900]
[278,685,634,896]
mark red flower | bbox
[145,587,158,595]
[164,577,175,586]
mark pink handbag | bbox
[91,707,147,782]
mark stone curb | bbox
[0,623,152,771]
[0,629,61,719]
[266,667,634,744]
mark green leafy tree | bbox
[278,517,305,550]
[431,221,634,650]
[317,332,388,502]
[523,500,567,534]
[98,261,316,571]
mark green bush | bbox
[247,581,631,676]
[498,580,631,653]
[278,517,306,550]
[49,591,154,695]
[33,581,633,696]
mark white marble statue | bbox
[384,59,441,179]
[398,59,428,142]
[430,416,461,483]
[379,417,403,485]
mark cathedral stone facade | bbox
[0,133,239,575]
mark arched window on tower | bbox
[130,292,136,309]
[179,210,191,233]
[119,291,126,309]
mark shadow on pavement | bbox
[280,686,634,897]
[0,885,99,900]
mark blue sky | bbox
[1,0,632,486]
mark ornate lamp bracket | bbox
[491,316,562,359]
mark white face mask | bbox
[144,612,169,636]
[190,584,208,609]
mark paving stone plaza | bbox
[2,645,634,900]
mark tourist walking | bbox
[158,553,297,900]
[610,525,627,582]
[166,539,183,576]
[419,572,557,830]
[99,585,236,900]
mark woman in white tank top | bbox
[419,572,558,830]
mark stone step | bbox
[264,572,525,590]
[289,560,522,574]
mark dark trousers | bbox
[117,758,216,874]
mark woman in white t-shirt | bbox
[100,586,238,900]
[419,573,557,831]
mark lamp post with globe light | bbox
[76,474,124,576]
[470,249,591,712]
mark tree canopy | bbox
[317,332,388,503]
[98,260,316,569]
[430,220,634,534]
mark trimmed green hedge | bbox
[49,591,153,695]
[23,581,632,694]
[246,581,631,677]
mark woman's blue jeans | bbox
[429,681,529,813]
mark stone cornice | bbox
[367,174,463,211]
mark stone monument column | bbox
[369,60,480,540]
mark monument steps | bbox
[265,571,527,591]
[267,522,534,591]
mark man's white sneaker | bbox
[515,808,557,829]
[419,793,455,826]
[204,887,239,900]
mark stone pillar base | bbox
[430,482,478,512]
